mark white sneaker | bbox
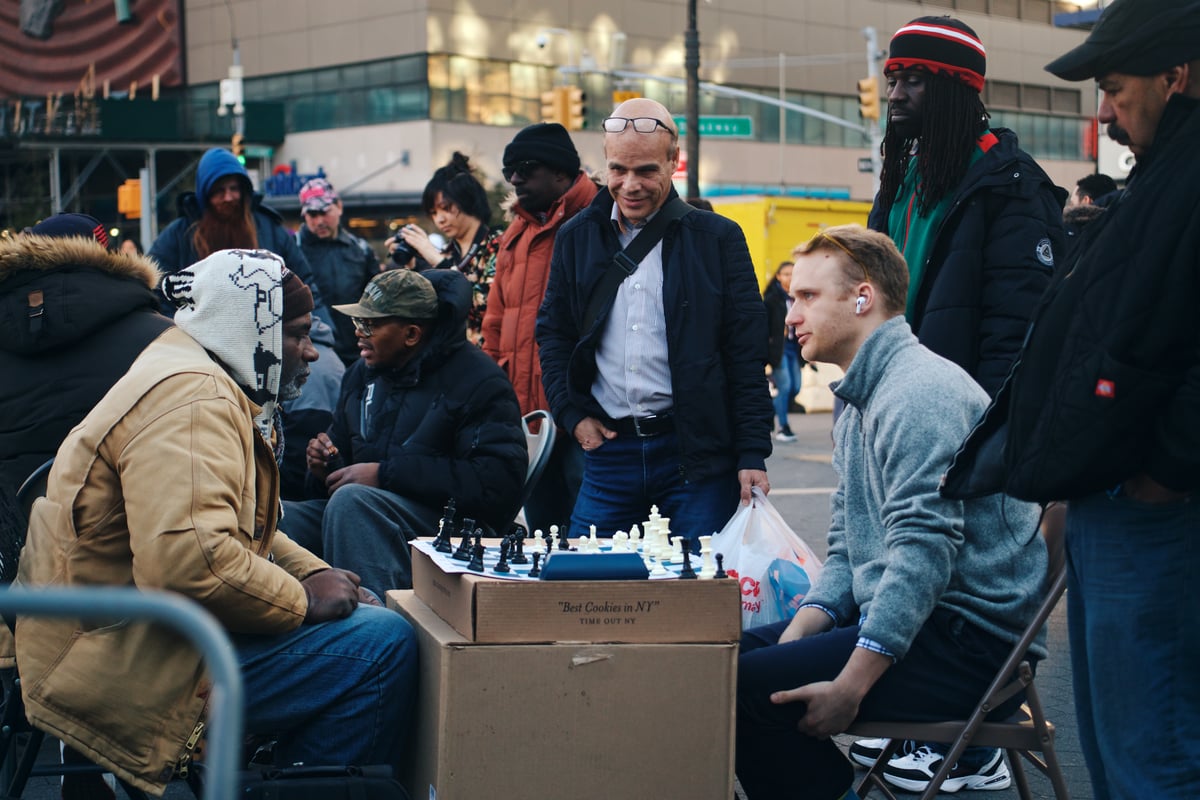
[847,737,918,768]
[882,745,1012,793]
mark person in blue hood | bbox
[148,147,331,324]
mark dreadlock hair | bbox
[878,73,989,218]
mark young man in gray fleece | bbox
[734,225,1048,800]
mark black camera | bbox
[391,238,416,265]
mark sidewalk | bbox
[764,411,1090,800]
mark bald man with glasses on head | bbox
[536,97,773,545]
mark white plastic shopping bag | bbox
[710,487,822,629]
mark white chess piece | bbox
[629,524,642,553]
[613,531,628,552]
[530,530,544,555]
[650,550,669,576]
[698,535,716,579]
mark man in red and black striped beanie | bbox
[859,16,1068,793]
[865,15,1066,397]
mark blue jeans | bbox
[569,429,739,542]
[772,341,802,430]
[234,604,418,769]
[1066,491,1200,800]
[282,485,441,597]
[737,610,1021,800]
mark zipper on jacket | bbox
[174,719,206,779]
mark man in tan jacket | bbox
[15,249,417,796]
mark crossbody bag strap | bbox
[581,197,693,334]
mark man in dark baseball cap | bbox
[1046,0,1200,83]
[947,4,1200,798]
[283,268,526,598]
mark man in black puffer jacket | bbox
[868,17,1066,398]
[0,214,172,498]
[282,269,526,597]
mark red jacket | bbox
[483,173,598,416]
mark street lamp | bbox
[685,0,700,199]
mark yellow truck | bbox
[710,196,874,291]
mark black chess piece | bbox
[714,553,727,579]
[494,537,512,573]
[511,529,528,565]
[528,551,542,578]
[557,525,571,551]
[467,541,485,572]
[434,499,457,552]
[543,530,554,554]
[452,517,476,561]
[678,544,697,579]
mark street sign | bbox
[672,115,754,138]
[857,157,874,173]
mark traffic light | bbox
[565,86,586,131]
[857,77,880,122]
[231,133,246,163]
[540,88,567,127]
[117,178,141,219]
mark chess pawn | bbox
[530,530,544,555]
[650,551,669,577]
[613,531,628,552]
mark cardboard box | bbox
[410,544,740,644]
[389,590,737,800]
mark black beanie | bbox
[28,213,109,246]
[503,123,581,175]
[886,16,987,93]
[281,268,314,322]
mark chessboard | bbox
[422,501,728,582]
[412,539,698,582]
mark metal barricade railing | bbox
[0,588,242,800]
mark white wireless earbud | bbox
[855,296,867,315]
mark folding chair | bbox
[518,410,557,511]
[846,503,1070,800]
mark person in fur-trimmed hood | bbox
[0,214,173,498]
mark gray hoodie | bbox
[805,316,1047,659]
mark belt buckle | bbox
[632,414,657,437]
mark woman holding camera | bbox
[387,152,500,345]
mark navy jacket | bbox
[868,128,1066,397]
[312,270,527,532]
[536,188,773,482]
[944,96,1200,502]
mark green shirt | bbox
[887,132,995,321]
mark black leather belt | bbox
[609,413,674,438]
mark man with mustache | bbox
[947,1,1200,796]
[149,147,331,325]
[483,122,597,533]
[867,16,1066,398]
